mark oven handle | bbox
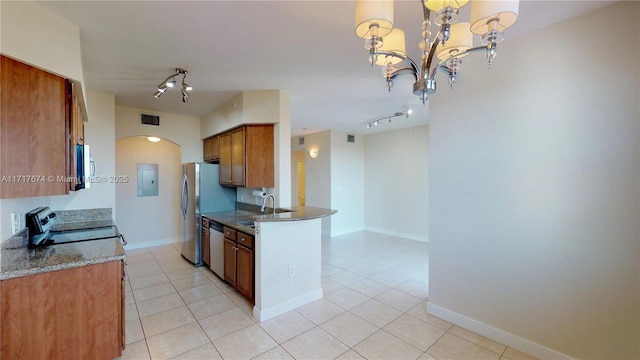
[119,233,127,246]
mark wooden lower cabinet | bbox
[224,238,237,287]
[222,227,254,301]
[0,260,125,359]
[236,244,254,300]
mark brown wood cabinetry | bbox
[219,132,232,184]
[203,136,219,162]
[0,55,69,199]
[1,260,125,359]
[222,226,254,301]
[217,124,274,188]
[202,217,210,266]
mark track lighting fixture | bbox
[153,68,192,103]
[365,108,412,128]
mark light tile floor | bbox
[118,231,537,360]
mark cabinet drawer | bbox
[237,232,254,249]
[223,227,236,241]
[202,217,209,228]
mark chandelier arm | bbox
[428,45,487,80]
[375,50,420,78]
[387,67,420,83]
[158,71,179,87]
[423,37,441,81]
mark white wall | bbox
[330,131,365,236]
[0,1,84,86]
[115,137,181,248]
[116,106,201,162]
[428,2,639,359]
[304,131,332,236]
[364,126,429,241]
[114,106,200,248]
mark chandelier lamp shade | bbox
[354,0,519,103]
[153,68,192,103]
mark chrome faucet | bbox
[261,193,276,214]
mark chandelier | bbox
[153,68,192,103]
[355,0,519,103]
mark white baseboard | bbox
[253,288,323,323]
[124,237,179,250]
[330,226,365,237]
[426,302,571,360]
[365,226,429,242]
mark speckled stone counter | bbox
[0,208,126,280]
[203,205,336,235]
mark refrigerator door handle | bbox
[181,174,188,219]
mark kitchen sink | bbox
[275,208,293,213]
[235,220,255,228]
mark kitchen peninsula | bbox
[203,205,336,322]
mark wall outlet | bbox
[288,265,296,277]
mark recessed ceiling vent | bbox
[140,113,160,126]
[298,137,305,145]
[347,134,355,143]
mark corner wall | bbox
[364,126,428,241]
[428,2,639,358]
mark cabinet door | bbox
[0,55,68,198]
[230,127,245,186]
[219,132,232,185]
[244,125,275,188]
[236,244,254,301]
[223,238,237,287]
[202,227,210,266]
[203,137,219,163]
[1,261,122,359]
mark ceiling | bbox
[35,1,615,137]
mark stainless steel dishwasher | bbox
[209,221,225,278]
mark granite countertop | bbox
[0,210,126,281]
[203,206,337,235]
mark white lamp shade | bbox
[375,28,406,66]
[436,22,473,60]
[423,0,470,11]
[355,0,394,39]
[470,0,519,35]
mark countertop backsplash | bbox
[54,208,112,223]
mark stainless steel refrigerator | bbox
[180,162,236,266]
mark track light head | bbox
[154,67,192,101]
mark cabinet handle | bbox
[239,238,244,242]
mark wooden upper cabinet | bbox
[218,124,274,188]
[203,136,219,163]
[0,55,69,199]
[219,132,232,185]
[230,127,245,186]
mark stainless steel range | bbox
[25,206,125,247]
